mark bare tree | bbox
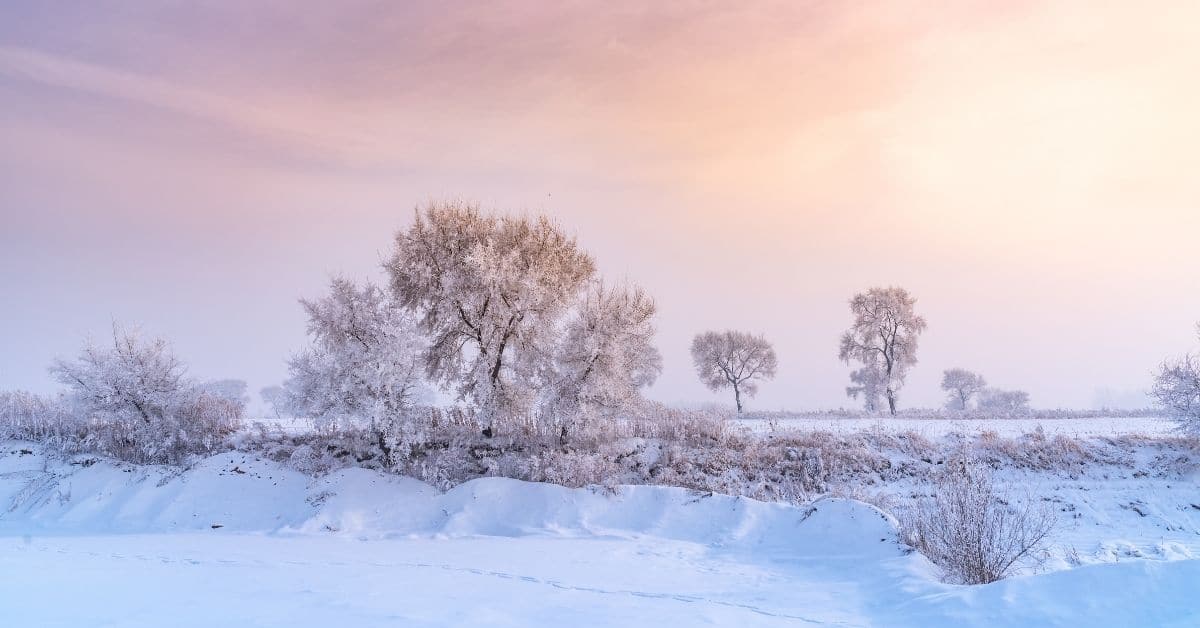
[259,385,285,419]
[838,287,927,416]
[690,331,778,412]
[977,388,1032,416]
[941,368,987,411]
[385,201,595,432]
[1151,324,1200,435]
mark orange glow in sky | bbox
[2,1,1198,409]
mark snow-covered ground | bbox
[737,415,1176,438]
[2,441,1198,626]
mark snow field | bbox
[1,442,1198,626]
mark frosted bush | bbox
[900,459,1055,584]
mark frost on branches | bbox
[548,281,662,438]
[1151,323,1200,435]
[284,277,429,443]
[48,325,242,464]
[839,287,926,416]
[385,201,596,431]
[941,368,988,411]
[690,331,778,412]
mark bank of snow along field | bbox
[2,434,1199,627]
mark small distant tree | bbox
[941,368,987,411]
[1151,324,1200,435]
[977,388,1031,416]
[839,287,927,416]
[549,282,662,436]
[846,362,885,413]
[690,331,778,412]
[385,201,595,431]
[200,379,249,406]
[259,385,285,419]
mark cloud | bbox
[0,45,372,161]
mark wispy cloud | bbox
[0,45,374,161]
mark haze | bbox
[2,1,1199,410]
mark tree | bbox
[259,385,286,419]
[48,324,241,463]
[838,287,927,416]
[690,330,778,412]
[941,368,987,411]
[1151,324,1200,435]
[977,388,1031,416]
[548,281,662,435]
[283,277,428,434]
[846,362,885,413]
[385,201,595,430]
[200,379,249,406]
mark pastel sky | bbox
[2,1,1199,410]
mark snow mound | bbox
[0,443,901,559]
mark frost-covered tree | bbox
[1151,324,1200,434]
[385,201,595,430]
[284,277,428,436]
[976,388,1031,416]
[690,331,778,412]
[839,287,927,416]
[846,362,886,413]
[48,325,241,463]
[200,379,249,406]
[548,282,662,434]
[259,385,285,419]
[941,368,987,411]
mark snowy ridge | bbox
[0,443,898,560]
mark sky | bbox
[2,1,1199,411]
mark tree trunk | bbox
[734,383,743,413]
[886,389,897,416]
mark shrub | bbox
[900,459,1055,584]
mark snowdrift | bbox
[0,443,899,560]
[3,441,1199,627]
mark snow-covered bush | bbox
[1151,353,1200,436]
[0,390,83,447]
[976,388,1032,417]
[47,326,242,464]
[901,459,1054,584]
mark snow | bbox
[738,415,1177,437]
[2,441,1198,626]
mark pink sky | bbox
[2,1,1199,409]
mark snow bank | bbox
[3,441,1199,626]
[0,442,900,561]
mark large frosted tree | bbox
[385,201,595,430]
[690,330,778,412]
[838,287,927,416]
